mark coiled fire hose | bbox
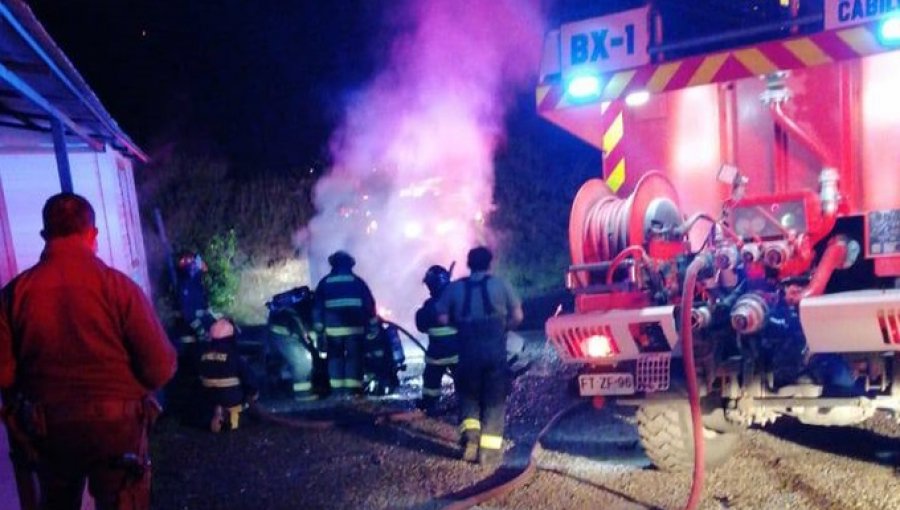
[680,255,712,510]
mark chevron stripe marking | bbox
[646,62,681,93]
[783,38,833,66]
[606,159,626,192]
[733,48,778,75]
[602,112,624,154]
[687,53,729,87]
[536,85,551,106]
[604,70,637,99]
[837,26,882,55]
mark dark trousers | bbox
[422,340,458,407]
[273,336,315,398]
[457,355,507,450]
[421,363,453,406]
[327,335,364,394]
[457,319,507,453]
[35,410,149,510]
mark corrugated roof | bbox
[0,0,148,161]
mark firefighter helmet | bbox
[176,251,207,276]
[328,250,355,270]
[210,318,236,340]
[423,265,451,297]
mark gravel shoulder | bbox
[151,333,900,510]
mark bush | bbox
[203,230,240,311]
[137,151,317,324]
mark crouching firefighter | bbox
[415,265,458,415]
[436,246,523,465]
[312,251,379,396]
[199,319,259,432]
[266,286,323,401]
[364,320,406,395]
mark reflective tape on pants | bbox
[425,355,458,366]
[325,326,365,337]
[292,381,312,392]
[422,387,442,397]
[460,418,481,432]
[201,377,241,388]
[480,434,503,450]
[331,378,363,389]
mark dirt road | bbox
[151,333,900,509]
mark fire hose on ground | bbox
[439,401,586,510]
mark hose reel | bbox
[569,171,684,267]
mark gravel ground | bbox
[151,333,900,510]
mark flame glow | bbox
[302,0,545,329]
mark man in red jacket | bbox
[0,193,177,510]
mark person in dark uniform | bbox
[0,193,177,510]
[311,251,378,396]
[174,251,218,346]
[267,286,320,401]
[415,265,458,415]
[436,246,522,466]
[199,318,259,432]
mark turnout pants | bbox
[422,334,459,409]
[327,334,365,395]
[457,318,508,457]
[29,399,153,510]
[274,336,316,400]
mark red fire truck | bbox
[540,2,900,471]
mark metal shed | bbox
[0,1,151,507]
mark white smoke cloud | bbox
[304,0,546,330]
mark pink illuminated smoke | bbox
[304,0,545,333]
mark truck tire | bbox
[637,402,741,472]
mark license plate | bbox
[578,372,635,396]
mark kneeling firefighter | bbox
[364,320,406,395]
[311,251,379,396]
[415,265,458,414]
[266,286,324,400]
[199,319,259,432]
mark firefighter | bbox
[436,246,523,465]
[415,265,458,415]
[199,318,259,432]
[311,251,379,396]
[0,193,176,509]
[174,251,218,346]
[267,286,320,401]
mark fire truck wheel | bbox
[637,402,741,472]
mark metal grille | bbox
[635,353,671,393]
[878,309,900,345]
[549,324,618,362]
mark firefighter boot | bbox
[461,430,479,463]
[210,405,225,433]
[478,446,503,467]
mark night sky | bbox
[26,1,805,173]
[29,1,393,172]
